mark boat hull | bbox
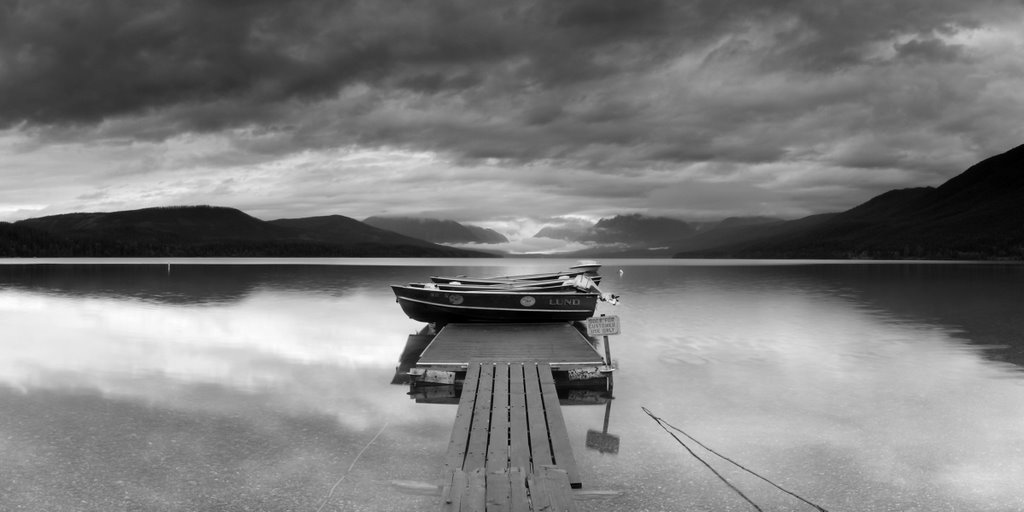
[391,285,599,324]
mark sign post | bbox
[584,315,620,337]
[584,315,621,454]
[585,315,620,393]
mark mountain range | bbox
[1,143,1021,259]
[0,207,492,257]
[537,143,1023,260]
[535,214,696,247]
[675,142,1024,259]
[363,216,508,244]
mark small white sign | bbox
[585,315,620,336]
[567,367,601,381]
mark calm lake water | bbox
[2,259,1023,512]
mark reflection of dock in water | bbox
[393,322,617,511]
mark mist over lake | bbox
[2,259,1023,511]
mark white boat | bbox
[430,261,602,286]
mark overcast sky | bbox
[2,0,1023,243]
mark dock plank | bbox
[464,363,495,472]
[440,469,466,512]
[524,363,554,471]
[465,468,487,512]
[487,363,511,474]
[508,363,531,471]
[486,469,511,512]
[538,466,577,512]
[525,473,548,512]
[443,362,481,474]
[538,364,581,488]
[509,467,529,512]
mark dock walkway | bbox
[441,360,579,512]
[417,323,605,371]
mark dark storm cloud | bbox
[894,36,966,62]
[2,0,992,124]
[759,0,980,69]
[1,1,501,126]
[2,0,1023,225]
[0,0,407,126]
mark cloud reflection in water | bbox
[0,280,449,511]
[3,261,1024,511]
[574,264,1024,512]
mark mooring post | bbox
[603,334,614,393]
[601,314,614,393]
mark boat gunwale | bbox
[392,284,599,297]
[429,269,600,284]
[415,280,580,291]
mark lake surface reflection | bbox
[1,259,1023,511]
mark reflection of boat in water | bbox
[391,262,617,325]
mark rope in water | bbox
[642,407,830,512]
[314,421,390,512]
[643,407,764,511]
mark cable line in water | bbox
[314,421,389,512]
[642,407,831,512]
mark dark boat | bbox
[393,262,618,324]
[391,283,602,324]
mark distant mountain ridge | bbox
[535,144,1023,260]
[538,214,796,257]
[2,206,494,257]
[363,216,508,244]
[17,206,290,242]
[535,214,694,247]
[676,143,1024,259]
[3,144,1021,259]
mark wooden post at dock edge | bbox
[601,314,614,393]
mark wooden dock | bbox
[441,360,580,512]
[417,323,606,371]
